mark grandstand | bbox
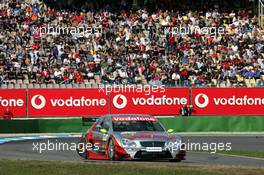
[0,0,263,89]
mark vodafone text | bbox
[131,95,187,106]
[213,96,264,106]
[0,97,24,107]
[50,97,107,107]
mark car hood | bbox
[117,131,177,141]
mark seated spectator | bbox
[0,1,263,88]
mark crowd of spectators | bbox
[0,0,263,88]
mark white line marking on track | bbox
[216,153,264,161]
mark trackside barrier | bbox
[0,118,91,133]
[0,88,264,118]
[1,117,264,133]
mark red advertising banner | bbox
[27,88,190,117]
[192,88,264,115]
[2,88,264,117]
[28,89,109,117]
[109,88,190,115]
[0,89,26,117]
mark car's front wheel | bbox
[169,151,186,162]
[76,138,88,159]
[107,138,115,160]
[169,159,181,162]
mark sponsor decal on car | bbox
[146,147,163,152]
[112,116,157,122]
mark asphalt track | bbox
[0,135,264,167]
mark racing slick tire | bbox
[169,159,181,162]
[169,151,186,162]
[76,137,88,159]
[107,138,116,161]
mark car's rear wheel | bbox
[107,138,115,160]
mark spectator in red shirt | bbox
[3,108,13,120]
[73,71,83,83]
[32,42,39,50]
[76,73,84,83]
[1,6,7,17]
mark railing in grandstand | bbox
[0,82,264,89]
[259,0,264,28]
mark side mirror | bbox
[100,128,108,134]
[167,129,175,133]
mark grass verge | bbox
[0,159,264,175]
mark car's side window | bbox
[93,118,103,132]
[101,118,110,131]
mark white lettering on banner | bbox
[0,96,24,107]
[213,96,264,106]
[132,95,188,106]
[50,97,107,107]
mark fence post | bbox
[189,87,193,108]
[107,87,111,115]
[26,85,29,118]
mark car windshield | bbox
[112,121,165,132]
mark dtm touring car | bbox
[76,114,185,161]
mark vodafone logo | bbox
[113,94,127,109]
[31,95,46,109]
[194,93,209,108]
